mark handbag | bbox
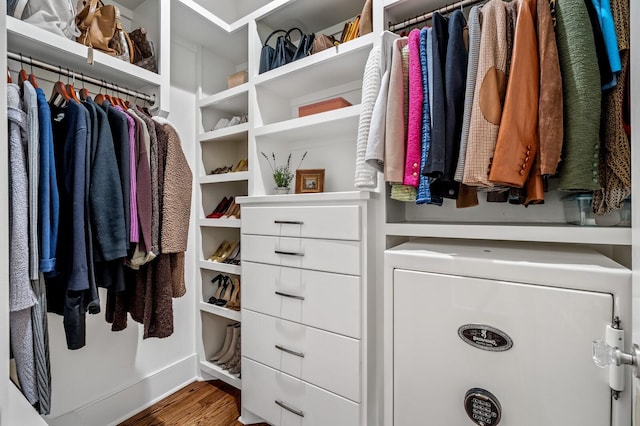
[130,27,158,72]
[311,34,338,55]
[76,0,133,62]
[292,30,315,61]
[259,29,287,74]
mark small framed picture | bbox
[295,169,325,194]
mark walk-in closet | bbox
[1,0,639,425]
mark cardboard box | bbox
[298,97,352,117]
[227,70,248,89]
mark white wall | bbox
[43,40,199,426]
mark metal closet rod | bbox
[7,51,156,105]
[388,0,484,32]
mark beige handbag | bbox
[76,0,133,62]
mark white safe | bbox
[384,239,632,426]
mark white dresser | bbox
[237,192,374,426]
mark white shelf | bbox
[7,17,161,90]
[385,0,452,24]
[258,0,365,35]
[199,360,241,390]
[199,171,249,184]
[171,0,248,64]
[199,260,242,275]
[200,301,242,321]
[254,104,361,143]
[199,83,249,110]
[385,222,632,246]
[253,33,375,98]
[199,218,242,228]
[199,123,249,143]
[237,191,374,205]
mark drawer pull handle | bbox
[275,291,305,301]
[275,345,305,358]
[274,220,304,225]
[275,400,305,417]
[275,250,304,257]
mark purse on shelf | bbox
[311,34,338,54]
[259,29,287,74]
[290,28,314,61]
[259,27,314,74]
[130,27,158,72]
[76,0,133,63]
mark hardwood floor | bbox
[118,380,269,426]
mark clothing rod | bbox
[7,51,156,105]
[388,0,484,32]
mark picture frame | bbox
[295,169,325,194]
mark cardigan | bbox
[462,0,508,187]
[403,29,422,187]
[8,83,38,405]
[23,82,39,281]
[556,0,602,191]
[385,37,408,184]
[355,46,381,188]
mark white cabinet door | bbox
[393,269,612,426]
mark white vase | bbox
[274,187,291,195]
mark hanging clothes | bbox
[462,0,508,188]
[592,0,630,214]
[8,83,38,405]
[591,0,621,88]
[555,0,602,191]
[417,27,432,205]
[384,37,408,184]
[354,46,381,188]
[403,29,422,188]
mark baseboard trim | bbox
[45,354,198,426]
[239,407,266,425]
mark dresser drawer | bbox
[243,310,360,402]
[241,205,360,240]
[243,262,360,338]
[242,235,360,276]
[243,358,360,426]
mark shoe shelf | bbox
[385,222,632,246]
[252,33,375,99]
[199,83,249,110]
[200,360,242,390]
[199,123,249,144]
[199,260,242,276]
[199,171,249,184]
[254,104,361,143]
[200,301,242,322]
[199,218,242,228]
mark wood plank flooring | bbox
[118,380,269,426]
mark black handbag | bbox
[292,31,315,61]
[259,29,287,74]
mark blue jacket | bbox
[36,88,59,274]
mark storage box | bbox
[595,197,631,227]
[298,97,352,117]
[227,70,248,89]
[563,193,596,226]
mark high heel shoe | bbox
[215,280,234,307]
[223,242,241,265]
[209,324,234,362]
[231,159,246,173]
[206,197,229,219]
[226,278,241,311]
[207,274,228,304]
[221,199,237,219]
[214,240,238,263]
[221,335,241,371]
[208,240,230,261]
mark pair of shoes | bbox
[209,165,233,175]
[208,240,238,263]
[210,323,240,365]
[221,199,240,219]
[225,277,241,311]
[222,242,241,265]
[231,158,248,173]
[206,197,233,219]
[213,113,248,131]
[218,324,241,373]
[207,274,235,307]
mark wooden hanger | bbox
[64,69,80,103]
[79,73,90,100]
[95,80,107,105]
[28,59,39,89]
[7,67,12,83]
[49,81,71,106]
[18,56,28,91]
